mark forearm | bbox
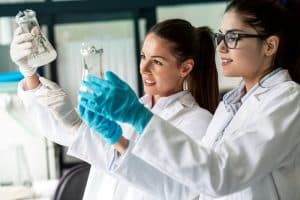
[111,144,200,200]
[24,74,40,90]
[18,78,77,146]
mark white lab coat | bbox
[129,69,300,200]
[18,82,212,200]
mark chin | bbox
[222,69,239,77]
[143,88,156,96]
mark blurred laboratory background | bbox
[0,0,241,199]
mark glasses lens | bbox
[214,33,224,46]
[225,31,238,49]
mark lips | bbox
[143,78,155,86]
[221,57,233,66]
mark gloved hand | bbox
[35,77,82,130]
[78,96,122,144]
[10,27,36,77]
[79,71,153,133]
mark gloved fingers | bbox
[10,42,33,61]
[36,93,67,107]
[78,96,93,110]
[14,26,24,36]
[37,94,68,109]
[11,48,32,62]
[78,97,92,114]
[86,75,112,89]
[79,104,101,126]
[105,71,128,88]
[79,97,101,116]
[102,125,122,145]
[78,94,89,104]
[19,65,37,77]
[36,90,66,102]
[39,77,61,90]
[77,104,86,117]
[13,32,33,45]
[78,90,97,102]
[13,41,33,50]
[81,81,107,96]
[31,26,40,36]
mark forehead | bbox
[220,10,254,33]
[142,33,174,53]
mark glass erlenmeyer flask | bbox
[15,9,57,68]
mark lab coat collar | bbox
[158,92,197,121]
[222,69,292,139]
[241,68,291,102]
[222,68,288,115]
[139,91,190,113]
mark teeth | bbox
[222,59,231,64]
[145,80,155,84]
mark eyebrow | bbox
[218,29,245,33]
[152,56,168,61]
[140,51,168,61]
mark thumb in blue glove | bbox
[80,71,153,133]
[78,96,122,145]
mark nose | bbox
[139,59,151,74]
[216,39,228,54]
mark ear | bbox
[179,59,194,78]
[264,35,279,57]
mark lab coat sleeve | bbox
[17,79,76,146]
[132,83,300,197]
[18,79,114,171]
[67,123,110,171]
[108,141,200,200]
[106,108,212,200]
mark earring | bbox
[183,79,188,91]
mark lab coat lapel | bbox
[223,69,292,138]
[222,94,260,137]
[201,103,231,148]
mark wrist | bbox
[24,74,40,90]
[113,136,129,155]
[19,65,37,78]
[134,105,153,134]
[102,123,122,145]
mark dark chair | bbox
[53,163,90,200]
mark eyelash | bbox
[153,59,163,66]
[140,54,163,66]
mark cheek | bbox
[156,70,181,89]
[230,46,263,75]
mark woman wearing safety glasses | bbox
[78,0,300,199]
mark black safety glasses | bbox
[214,30,268,49]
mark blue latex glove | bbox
[78,96,122,144]
[79,71,153,133]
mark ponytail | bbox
[188,27,219,113]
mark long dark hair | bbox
[225,0,300,84]
[148,19,219,113]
